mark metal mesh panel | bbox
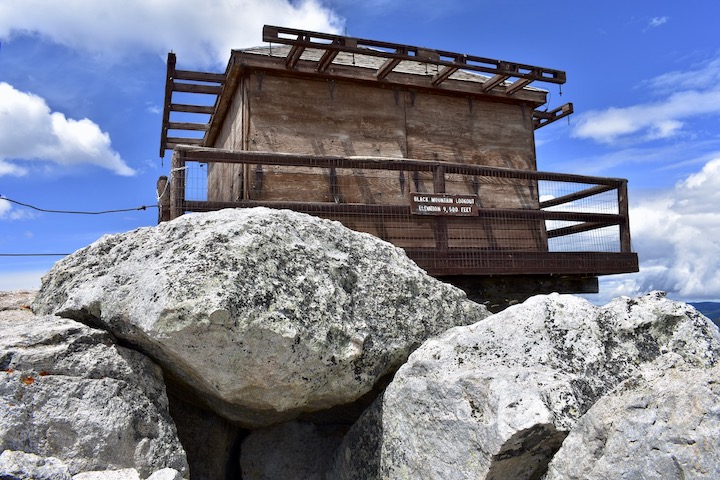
[165,148,636,276]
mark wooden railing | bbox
[159,146,637,276]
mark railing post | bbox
[433,164,446,194]
[156,176,170,223]
[433,164,448,253]
[170,149,186,220]
[618,180,632,253]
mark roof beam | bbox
[262,25,567,90]
[377,57,402,80]
[506,77,533,95]
[480,74,509,92]
[317,48,339,72]
[286,43,306,69]
[533,103,574,129]
[431,66,459,85]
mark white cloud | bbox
[0,160,27,176]
[0,82,134,176]
[597,158,720,302]
[573,88,720,144]
[572,56,720,144]
[0,0,343,68]
[0,198,10,217]
[0,199,36,221]
[648,16,668,28]
[0,270,45,291]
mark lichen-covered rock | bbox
[71,469,141,480]
[0,450,71,480]
[545,355,720,480]
[326,396,384,480]
[240,421,345,480]
[32,208,488,427]
[167,390,243,480]
[0,300,188,478]
[70,468,183,480]
[375,292,720,479]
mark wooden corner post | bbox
[170,149,186,220]
[618,180,632,253]
[156,176,170,223]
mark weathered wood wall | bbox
[209,71,546,251]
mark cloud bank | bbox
[0,82,134,176]
[572,57,720,144]
[0,0,343,68]
[601,158,720,301]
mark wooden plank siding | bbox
[206,71,547,252]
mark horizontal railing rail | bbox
[160,146,637,275]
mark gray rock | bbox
[32,208,488,427]
[0,308,188,477]
[146,469,184,480]
[0,450,71,480]
[545,354,720,480]
[70,468,184,480]
[326,395,384,480]
[71,470,140,480]
[240,421,345,480]
[375,292,720,479]
[0,291,36,311]
[167,389,243,480]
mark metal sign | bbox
[410,194,478,216]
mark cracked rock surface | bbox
[0,292,188,478]
[371,292,720,479]
[32,208,488,427]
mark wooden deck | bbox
[159,146,638,279]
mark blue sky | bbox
[1,0,719,304]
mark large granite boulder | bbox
[545,355,720,479]
[0,450,71,480]
[0,293,188,478]
[32,208,488,427]
[338,292,720,479]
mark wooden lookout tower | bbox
[158,25,638,309]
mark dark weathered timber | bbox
[159,27,639,289]
[262,25,567,89]
[533,103,574,129]
[172,82,223,95]
[160,53,225,156]
[431,65,460,86]
[159,52,176,157]
[444,274,600,312]
[539,183,616,209]
[167,137,204,146]
[546,221,616,239]
[167,121,209,131]
[179,198,625,225]
[177,147,627,186]
[173,69,226,84]
[156,176,170,223]
[618,180,632,253]
[230,51,548,105]
[376,57,403,80]
[403,250,639,276]
[169,103,216,114]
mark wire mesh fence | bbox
[162,147,636,276]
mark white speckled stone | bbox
[0,299,188,478]
[32,208,488,427]
[373,292,720,479]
